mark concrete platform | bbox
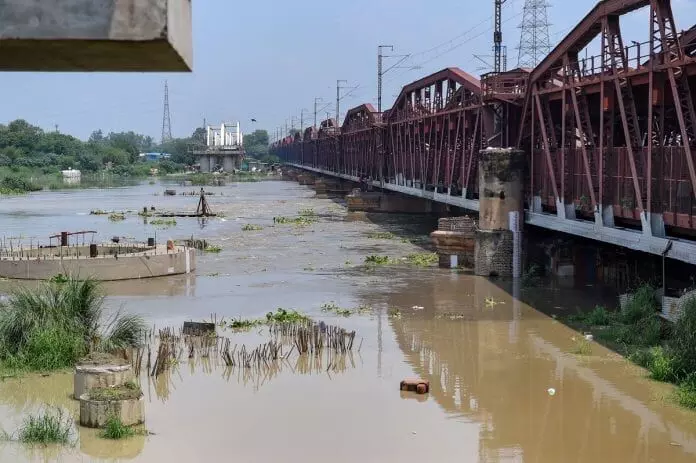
[0,0,192,71]
[0,244,195,281]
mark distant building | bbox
[139,152,172,162]
[62,168,81,185]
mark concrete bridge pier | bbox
[346,189,433,214]
[474,148,525,278]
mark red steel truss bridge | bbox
[271,0,696,266]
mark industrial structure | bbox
[193,122,245,172]
[272,0,696,267]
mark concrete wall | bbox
[346,191,433,213]
[0,248,196,281]
[0,0,192,71]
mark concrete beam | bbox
[0,0,192,72]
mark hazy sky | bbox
[1,0,695,142]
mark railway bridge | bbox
[272,0,696,267]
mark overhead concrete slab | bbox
[0,0,192,71]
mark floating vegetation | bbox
[108,212,126,222]
[298,208,316,217]
[404,252,439,267]
[303,265,316,271]
[149,218,177,227]
[266,308,311,324]
[274,216,317,226]
[221,309,311,331]
[206,272,220,277]
[367,232,396,240]
[241,224,263,231]
[203,244,222,253]
[90,209,109,216]
[364,255,392,265]
[15,407,74,445]
[388,308,402,319]
[321,302,373,317]
[228,318,263,330]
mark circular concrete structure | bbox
[74,355,134,400]
[0,243,195,281]
[79,394,145,428]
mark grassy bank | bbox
[565,285,696,409]
[0,278,145,373]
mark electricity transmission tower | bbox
[161,80,172,144]
[517,0,552,69]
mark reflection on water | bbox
[0,180,695,462]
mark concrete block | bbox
[0,0,192,71]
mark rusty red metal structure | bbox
[272,0,696,264]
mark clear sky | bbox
[0,0,695,142]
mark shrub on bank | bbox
[0,278,145,372]
[570,285,696,409]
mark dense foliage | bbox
[0,120,210,180]
[0,278,145,372]
[244,129,278,164]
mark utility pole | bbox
[336,79,347,125]
[300,109,308,133]
[377,46,415,114]
[378,45,393,114]
[493,0,507,74]
[314,97,323,128]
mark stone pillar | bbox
[475,148,524,278]
[430,217,476,269]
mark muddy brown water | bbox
[0,180,695,462]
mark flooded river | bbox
[0,179,695,462]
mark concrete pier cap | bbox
[0,0,193,71]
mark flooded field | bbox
[1,179,696,462]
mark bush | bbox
[0,175,41,194]
[0,278,146,372]
[669,297,696,378]
[630,346,677,382]
[675,375,696,409]
[621,285,657,325]
[584,306,612,326]
[7,327,86,371]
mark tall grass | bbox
[16,408,74,445]
[100,416,135,440]
[0,277,146,371]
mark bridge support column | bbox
[199,155,211,173]
[346,190,432,214]
[475,148,524,278]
